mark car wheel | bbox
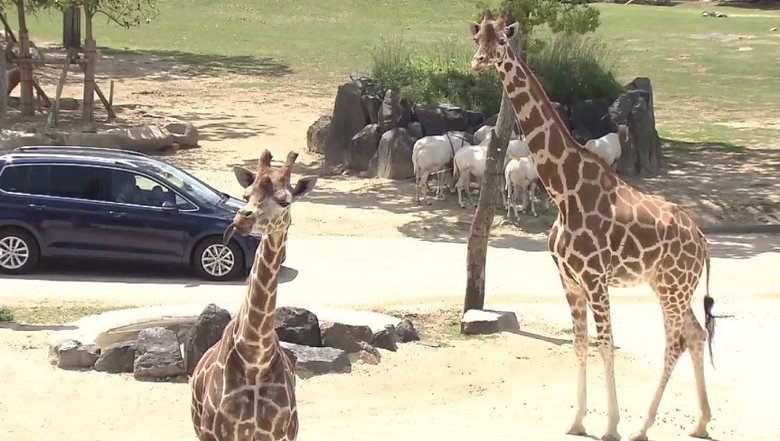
[0,228,40,275]
[193,237,244,281]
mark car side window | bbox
[48,165,110,201]
[109,170,191,208]
[0,165,50,195]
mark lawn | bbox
[9,1,780,147]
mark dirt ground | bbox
[2,45,780,441]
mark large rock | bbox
[106,124,176,153]
[134,327,186,381]
[378,89,412,133]
[371,325,399,352]
[348,341,381,365]
[407,122,424,141]
[306,114,331,154]
[274,306,321,347]
[466,110,486,131]
[345,123,381,172]
[183,304,231,376]
[280,342,351,379]
[484,113,499,127]
[320,322,373,353]
[48,339,99,370]
[395,319,420,343]
[610,77,662,177]
[375,128,415,180]
[350,70,384,98]
[569,99,614,144]
[413,104,470,136]
[361,95,382,125]
[163,118,199,148]
[94,341,136,374]
[550,102,571,129]
[460,309,520,335]
[324,82,366,165]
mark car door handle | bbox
[27,203,45,210]
[109,210,126,218]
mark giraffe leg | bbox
[529,181,538,217]
[565,286,589,437]
[685,309,712,438]
[629,308,686,441]
[587,280,621,441]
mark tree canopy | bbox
[0,0,158,28]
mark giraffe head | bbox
[467,10,520,72]
[223,149,316,244]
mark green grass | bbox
[1,303,131,325]
[10,1,780,146]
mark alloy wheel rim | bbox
[201,244,235,277]
[0,236,30,270]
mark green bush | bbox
[0,307,13,322]
[369,33,623,115]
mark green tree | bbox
[475,0,601,55]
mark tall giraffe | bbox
[468,11,716,441]
[190,149,317,441]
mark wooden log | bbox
[47,50,73,128]
[16,0,34,116]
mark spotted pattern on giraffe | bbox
[469,10,716,441]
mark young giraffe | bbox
[190,149,317,441]
[468,11,716,441]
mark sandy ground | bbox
[1,44,780,441]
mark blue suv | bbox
[0,146,260,280]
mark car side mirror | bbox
[161,200,179,214]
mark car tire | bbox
[193,236,244,281]
[0,228,40,275]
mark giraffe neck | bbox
[233,229,287,357]
[497,46,588,201]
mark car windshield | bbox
[132,160,225,207]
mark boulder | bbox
[306,114,331,154]
[106,124,176,153]
[413,104,470,136]
[163,118,199,148]
[375,128,415,180]
[63,131,116,149]
[361,95,382,125]
[350,70,384,98]
[280,342,351,378]
[320,322,373,353]
[58,97,80,111]
[48,339,99,370]
[94,341,136,374]
[407,122,424,141]
[466,110,486,131]
[345,124,381,172]
[348,341,381,365]
[378,89,412,133]
[460,309,520,335]
[134,327,186,381]
[0,130,59,150]
[569,99,614,144]
[183,304,231,376]
[324,82,366,165]
[484,113,499,127]
[395,319,420,343]
[610,78,662,176]
[274,306,321,347]
[550,102,571,129]
[371,325,399,352]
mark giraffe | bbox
[190,149,317,441]
[468,11,716,441]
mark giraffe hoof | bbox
[629,433,648,441]
[601,434,621,441]
[566,423,587,436]
[689,428,709,439]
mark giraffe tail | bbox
[703,245,716,369]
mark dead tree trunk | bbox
[16,0,33,116]
[82,6,96,124]
[463,38,519,314]
[1,39,7,123]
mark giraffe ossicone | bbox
[190,148,317,441]
[469,10,716,441]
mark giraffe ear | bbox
[467,21,480,37]
[233,166,255,189]
[291,176,317,200]
[505,22,519,40]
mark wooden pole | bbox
[463,33,520,314]
[16,0,34,116]
[47,50,73,128]
[82,6,95,123]
[1,39,7,123]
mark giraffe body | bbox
[190,150,317,441]
[468,11,715,441]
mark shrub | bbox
[0,307,13,322]
[369,33,623,115]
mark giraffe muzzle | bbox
[222,223,237,245]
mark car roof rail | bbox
[11,145,151,158]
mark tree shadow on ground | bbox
[0,323,77,332]
[625,139,780,227]
[705,234,780,259]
